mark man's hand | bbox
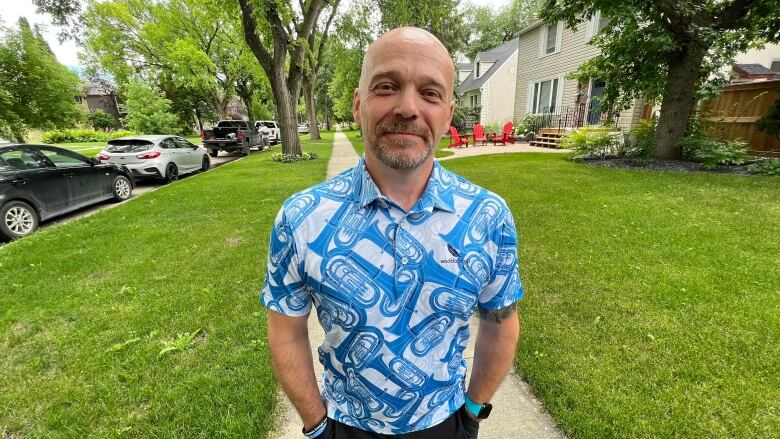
[267,309,327,431]
[466,302,521,406]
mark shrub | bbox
[87,109,117,130]
[123,81,181,135]
[625,118,656,158]
[271,151,319,163]
[747,158,780,176]
[515,113,545,136]
[756,97,780,141]
[561,126,622,157]
[681,135,749,169]
[483,121,501,136]
[41,129,136,144]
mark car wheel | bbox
[165,163,179,184]
[241,146,250,156]
[112,175,133,202]
[0,200,39,240]
[201,155,210,172]
[209,149,219,158]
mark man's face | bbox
[353,30,455,171]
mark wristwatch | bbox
[464,393,493,419]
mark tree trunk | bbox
[653,41,708,159]
[303,75,320,140]
[12,126,25,143]
[240,92,255,123]
[194,106,204,131]
[270,70,302,155]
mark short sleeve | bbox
[260,208,312,316]
[477,209,524,309]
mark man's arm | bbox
[466,303,521,413]
[267,309,327,431]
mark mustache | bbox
[376,121,430,139]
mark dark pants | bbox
[313,405,479,439]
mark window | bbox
[175,137,194,149]
[37,148,90,168]
[530,78,560,113]
[159,138,176,149]
[470,95,478,107]
[0,149,49,171]
[545,23,558,54]
[476,62,481,78]
[588,11,609,38]
[771,59,780,73]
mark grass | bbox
[441,154,780,439]
[342,129,455,158]
[0,132,334,438]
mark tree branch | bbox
[715,0,756,30]
[237,0,274,72]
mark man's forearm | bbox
[268,314,327,430]
[467,304,521,404]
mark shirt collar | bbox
[350,157,456,214]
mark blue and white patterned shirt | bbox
[261,157,524,434]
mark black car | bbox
[0,144,135,240]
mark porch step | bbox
[530,131,564,148]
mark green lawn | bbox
[342,129,455,158]
[442,154,780,439]
[0,133,334,438]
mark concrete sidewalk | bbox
[271,129,567,438]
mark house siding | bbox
[483,49,518,124]
[514,20,641,130]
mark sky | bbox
[0,0,511,70]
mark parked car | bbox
[201,120,263,157]
[97,135,210,183]
[298,122,309,135]
[0,144,134,240]
[255,120,281,145]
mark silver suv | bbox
[255,120,281,145]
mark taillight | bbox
[200,131,205,140]
[136,151,161,159]
[237,131,245,141]
[96,153,109,161]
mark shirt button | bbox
[401,257,409,265]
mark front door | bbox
[36,147,108,204]
[588,79,606,125]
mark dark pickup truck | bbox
[200,120,264,157]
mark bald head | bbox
[359,27,455,97]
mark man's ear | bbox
[444,100,455,131]
[352,88,361,124]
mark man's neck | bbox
[364,154,434,212]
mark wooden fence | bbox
[700,79,780,157]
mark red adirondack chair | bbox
[492,121,516,145]
[448,126,470,148]
[473,123,488,145]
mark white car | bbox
[96,135,210,183]
[255,120,281,145]
[297,122,309,134]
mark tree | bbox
[463,0,540,60]
[302,6,338,140]
[238,0,340,156]
[543,0,780,159]
[0,18,84,143]
[88,109,117,130]
[123,80,180,134]
[756,98,780,142]
[377,0,468,55]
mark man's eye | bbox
[374,83,395,92]
[423,90,442,100]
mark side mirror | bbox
[91,157,101,165]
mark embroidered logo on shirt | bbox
[441,243,464,264]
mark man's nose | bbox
[393,88,419,119]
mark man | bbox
[261,27,523,438]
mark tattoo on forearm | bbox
[477,303,516,323]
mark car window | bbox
[37,148,90,168]
[159,138,176,149]
[259,122,277,129]
[217,121,246,128]
[174,138,193,149]
[106,139,154,153]
[0,149,51,170]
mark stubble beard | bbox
[369,121,437,171]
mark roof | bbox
[457,39,519,94]
[456,63,473,72]
[733,63,777,76]
[84,80,115,96]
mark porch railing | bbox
[528,102,620,133]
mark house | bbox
[78,80,125,127]
[730,64,780,82]
[456,39,519,125]
[512,15,645,138]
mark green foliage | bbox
[515,113,546,135]
[41,129,135,144]
[681,135,749,169]
[756,97,780,140]
[123,81,181,134]
[0,18,85,142]
[747,158,780,176]
[377,0,469,54]
[451,106,480,131]
[270,152,319,163]
[625,118,656,158]
[158,328,202,358]
[87,109,117,130]
[483,121,502,135]
[561,126,622,156]
[463,0,539,60]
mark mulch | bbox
[571,155,758,175]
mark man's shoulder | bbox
[437,164,511,213]
[277,166,357,227]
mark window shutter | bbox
[555,21,563,53]
[556,75,565,109]
[527,82,534,114]
[538,27,545,58]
